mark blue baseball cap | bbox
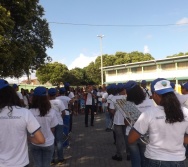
[33,86,47,96]
[141,80,147,84]
[124,80,137,91]
[0,79,9,90]
[48,88,57,96]
[151,78,174,95]
[59,87,66,94]
[181,82,188,90]
[64,82,70,87]
[110,84,117,90]
[117,83,125,90]
[170,82,175,89]
[12,84,19,88]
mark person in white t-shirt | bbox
[64,82,75,133]
[48,88,66,165]
[109,83,127,161]
[56,87,72,148]
[102,85,110,131]
[0,79,45,167]
[128,78,188,167]
[84,85,97,127]
[124,80,155,167]
[140,80,152,99]
[30,86,58,167]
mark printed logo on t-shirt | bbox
[156,116,165,119]
[0,116,21,119]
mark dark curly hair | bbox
[31,95,51,117]
[126,85,146,105]
[0,86,21,114]
[160,92,184,123]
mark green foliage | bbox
[167,52,188,58]
[0,1,53,79]
[75,51,154,85]
[36,62,68,86]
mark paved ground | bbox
[58,113,131,167]
[30,112,188,167]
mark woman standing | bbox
[0,79,45,167]
[30,86,58,167]
[128,78,188,167]
[124,80,155,167]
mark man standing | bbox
[84,85,96,127]
[140,80,152,99]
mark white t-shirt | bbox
[56,95,71,109]
[50,99,65,125]
[30,108,58,147]
[86,92,93,105]
[102,92,108,107]
[17,92,23,100]
[176,93,188,108]
[107,94,114,104]
[68,91,74,99]
[97,91,103,102]
[23,95,29,109]
[0,106,40,167]
[134,105,188,161]
[109,95,127,125]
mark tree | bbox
[0,1,53,81]
[36,62,69,86]
[68,68,85,85]
[82,52,154,85]
[167,52,188,58]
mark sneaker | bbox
[50,160,55,166]
[112,154,122,161]
[57,159,65,165]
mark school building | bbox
[103,55,188,92]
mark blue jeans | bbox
[145,158,185,167]
[53,124,64,161]
[31,144,54,167]
[129,139,146,167]
[63,115,70,148]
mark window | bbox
[177,62,188,69]
[143,65,156,72]
[107,70,116,75]
[161,63,175,70]
[117,69,127,74]
[131,67,142,73]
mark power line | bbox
[48,22,188,27]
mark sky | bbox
[8,0,188,83]
[38,0,188,70]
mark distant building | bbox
[103,55,188,91]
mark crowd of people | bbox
[1,78,188,167]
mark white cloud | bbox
[68,53,97,69]
[176,17,188,25]
[144,45,150,54]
